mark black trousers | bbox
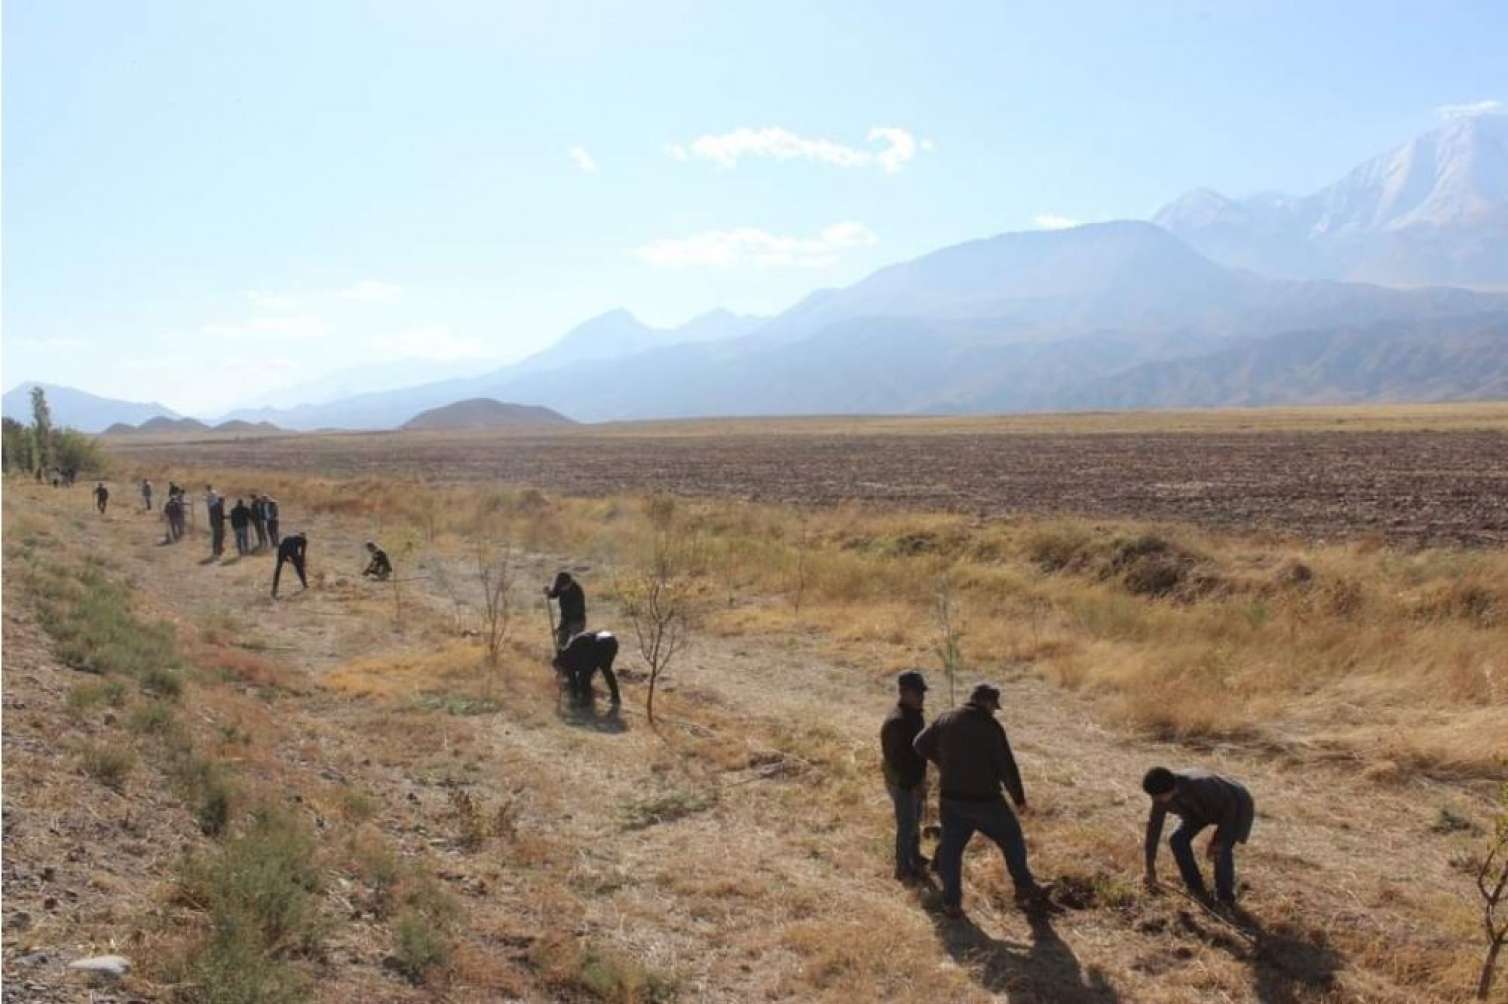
[211,519,225,556]
[272,552,307,596]
[571,638,620,704]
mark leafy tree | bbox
[30,386,53,470]
[1,417,36,474]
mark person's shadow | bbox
[932,909,1120,1003]
[555,691,627,734]
[1219,906,1340,1004]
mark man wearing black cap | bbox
[1142,766,1254,907]
[914,683,1053,917]
[881,670,930,882]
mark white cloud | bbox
[246,290,299,310]
[1438,99,1503,119]
[338,279,402,303]
[201,315,331,340]
[670,126,928,173]
[634,222,878,269]
[569,146,599,174]
[372,325,488,361]
[1033,213,1080,231]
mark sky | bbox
[3,0,1506,415]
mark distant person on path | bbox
[553,630,621,705]
[914,683,1054,918]
[249,494,268,550]
[229,498,252,555]
[141,479,153,511]
[94,482,109,514]
[205,486,226,557]
[544,571,587,651]
[362,541,393,581]
[272,531,308,598]
[881,670,930,882]
[264,496,281,547]
[1142,767,1255,908]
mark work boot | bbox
[1013,881,1056,912]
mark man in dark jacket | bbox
[914,683,1052,917]
[1143,766,1255,906]
[229,498,252,555]
[363,541,393,581]
[94,482,109,514]
[249,494,268,550]
[141,479,153,511]
[272,532,308,598]
[881,670,930,882]
[552,630,620,704]
[544,571,587,652]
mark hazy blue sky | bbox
[4,0,1505,414]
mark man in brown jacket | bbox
[914,683,1053,917]
[1142,766,1255,906]
[881,670,930,882]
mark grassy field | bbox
[4,414,1506,1001]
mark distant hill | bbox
[138,416,212,434]
[1156,113,1508,288]
[401,398,575,430]
[211,419,282,434]
[1,382,179,433]
[102,422,139,435]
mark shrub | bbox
[392,909,450,983]
[66,678,126,714]
[79,742,134,792]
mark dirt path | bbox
[6,483,1498,1002]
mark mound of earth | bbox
[401,397,575,430]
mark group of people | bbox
[544,571,621,705]
[880,672,1255,918]
[202,486,281,558]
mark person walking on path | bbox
[272,531,308,598]
[205,486,226,558]
[93,482,109,514]
[544,571,587,652]
[141,479,152,511]
[914,683,1054,918]
[1142,767,1255,907]
[881,670,931,883]
[229,498,253,556]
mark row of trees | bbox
[1,387,104,476]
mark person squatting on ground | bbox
[914,683,1054,918]
[250,494,268,550]
[552,630,621,705]
[362,541,393,581]
[94,482,109,514]
[881,670,930,882]
[272,531,308,598]
[264,496,280,547]
[229,498,252,556]
[141,479,152,511]
[205,486,226,557]
[1143,766,1255,907]
[544,571,587,652]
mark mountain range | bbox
[9,115,1508,431]
[1154,113,1508,288]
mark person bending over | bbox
[552,630,620,705]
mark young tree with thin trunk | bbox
[1478,782,1508,1000]
[475,537,516,691]
[934,572,965,708]
[618,531,695,725]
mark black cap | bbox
[968,683,1001,708]
[897,670,928,693]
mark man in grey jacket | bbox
[1142,766,1255,906]
[914,683,1053,917]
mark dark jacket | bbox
[229,502,251,529]
[913,702,1026,806]
[1145,770,1254,867]
[880,703,927,789]
[277,534,307,562]
[548,573,586,624]
[556,631,617,673]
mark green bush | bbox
[66,678,127,714]
[35,566,183,691]
[392,909,450,983]
[79,742,134,792]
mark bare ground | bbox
[2,482,1499,1002]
